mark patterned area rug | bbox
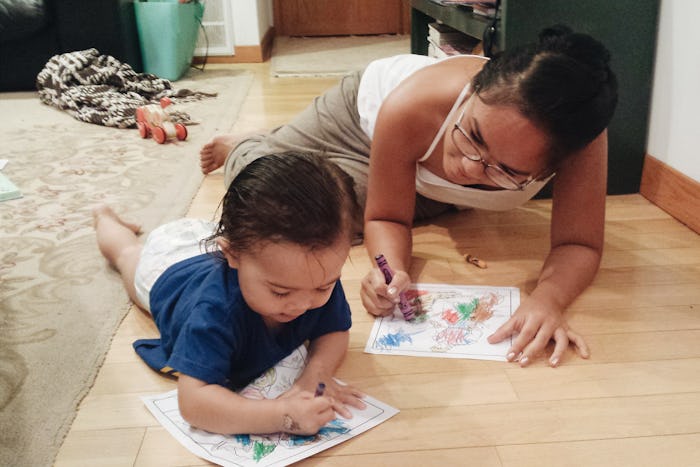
[271,34,410,77]
[0,67,252,466]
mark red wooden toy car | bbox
[135,97,187,144]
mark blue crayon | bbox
[374,254,415,320]
[314,382,326,397]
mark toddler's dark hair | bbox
[206,152,360,253]
[472,24,618,166]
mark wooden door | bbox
[273,0,410,36]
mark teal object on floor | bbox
[134,0,204,81]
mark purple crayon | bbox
[314,382,326,397]
[375,254,415,320]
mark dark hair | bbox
[206,152,360,253]
[472,24,618,165]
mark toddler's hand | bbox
[324,379,366,418]
[285,379,366,419]
[279,391,335,435]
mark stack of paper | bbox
[0,172,22,202]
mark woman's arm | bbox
[177,374,336,435]
[363,56,485,271]
[488,131,608,366]
[363,98,423,269]
[361,89,427,315]
[361,56,486,316]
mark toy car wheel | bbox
[137,122,148,138]
[175,123,188,141]
[152,126,167,144]
[135,107,145,123]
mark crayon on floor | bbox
[466,254,488,269]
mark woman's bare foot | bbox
[199,134,239,174]
[92,205,141,234]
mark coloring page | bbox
[364,283,519,360]
[142,346,399,466]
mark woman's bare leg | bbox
[92,205,145,308]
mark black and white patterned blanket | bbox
[36,48,215,128]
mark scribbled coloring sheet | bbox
[365,283,520,361]
[142,345,398,467]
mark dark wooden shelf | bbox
[410,0,661,195]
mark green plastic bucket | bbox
[134,0,204,81]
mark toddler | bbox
[93,152,365,435]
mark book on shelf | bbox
[427,22,480,58]
[428,36,480,59]
[428,41,449,59]
[472,3,497,17]
[427,0,493,5]
[428,22,471,46]
[0,172,22,202]
[427,0,471,7]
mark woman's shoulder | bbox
[378,55,480,129]
[371,54,487,161]
[366,53,487,74]
[410,54,486,90]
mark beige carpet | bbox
[271,34,411,77]
[0,68,252,467]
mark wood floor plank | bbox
[89,360,176,396]
[54,427,145,467]
[600,246,700,268]
[568,283,700,310]
[348,370,518,409]
[506,358,700,401]
[567,304,700,334]
[302,446,502,466]
[135,427,212,467]
[315,393,700,456]
[70,393,169,431]
[497,433,700,467]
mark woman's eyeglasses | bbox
[451,107,548,191]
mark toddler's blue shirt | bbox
[133,253,351,389]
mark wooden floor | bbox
[55,63,700,467]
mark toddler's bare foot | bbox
[92,205,141,234]
[200,134,239,174]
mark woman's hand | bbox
[360,267,411,317]
[487,295,589,367]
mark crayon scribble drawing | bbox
[142,345,398,467]
[364,283,520,361]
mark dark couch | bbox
[0,0,142,92]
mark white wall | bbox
[647,0,700,182]
[230,0,273,46]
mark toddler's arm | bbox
[177,374,334,435]
[292,331,366,416]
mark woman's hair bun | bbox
[538,24,574,45]
[537,24,612,71]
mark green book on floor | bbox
[0,172,22,202]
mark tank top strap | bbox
[418,82,472,163]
